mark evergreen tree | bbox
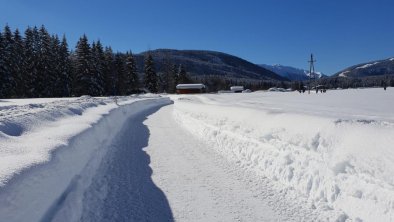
[160,60,178,93]
[171,64,178,93]
[74,34,93,96]
[177,64,191,84]
[125,51,139,93]
[114,53,126,95]
[159,59,171,93]
[23,27,38,97]
[144,54,158,93]
[50,34,62,97]
[11,29,25,97]
[0,25,15,98]
[103,47,115,95]
[37,25,53,97]
[90,41,99,96]
[0,32,4,97]
[54,35,71,97]
[91,40,105,96]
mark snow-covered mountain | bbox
[259,64,325,81]
[334,57,394,78]
[134,49,288,81]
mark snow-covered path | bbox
[54,104,316,221]
[77,105,174,222]
[145,105,281,221]
[143,105,318,221]
[1,88,391,221]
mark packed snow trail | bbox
[45,103,317,221]
[138,105,319,221]
[77,105,174,222]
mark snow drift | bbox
[0,95,172,222]
[172,88,394,222]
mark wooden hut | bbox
[176,84,206,94]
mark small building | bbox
[176,84,206,94]
[230,86,244,93]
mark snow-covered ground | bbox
[172,88,394,222]
[0,95,172,221]
[0,88,392,222]
[0,95,166,187]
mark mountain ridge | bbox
[334,57,394,78]
[133,49,288,82]
[259,64,326,81]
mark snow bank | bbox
[0,95,163,186]
[0,95,171,222]
[172,89,394,222]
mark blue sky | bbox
[1,0,394,74]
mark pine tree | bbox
[114,53,126,95]
[12,29,25,97]
[50,34,62,97]
[23,27,38,97]
[53,35,71,97]
[103,47,115,95]
[177,64,191,84]
[0,31,5,98]
[0,25,16,98]
[91,41,100,96]
[74,34,93,96]
[171,64,178,93]
[160,59,178,93]
[125,51,139,93]
[91,40,105,96]
[144,54,158,93]
[37,25,53,97]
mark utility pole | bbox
[308,54,316,94]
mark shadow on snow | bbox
[79,105,174,222]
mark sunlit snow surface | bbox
[0,95,161,186]
[0,88,393,222]
[172,88,394,222]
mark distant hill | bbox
[134,49,288,81]
[334,57,394,78]
[259,64,326,81]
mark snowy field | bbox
[172,88,394,222]
[0,88,392,222]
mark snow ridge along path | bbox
[0,96,172,222]
[145,105,312,222]
[172,88,394,222]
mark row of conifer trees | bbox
[0,25,190,98]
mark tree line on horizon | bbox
[1,25,392,99]
[0,25,193,98]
